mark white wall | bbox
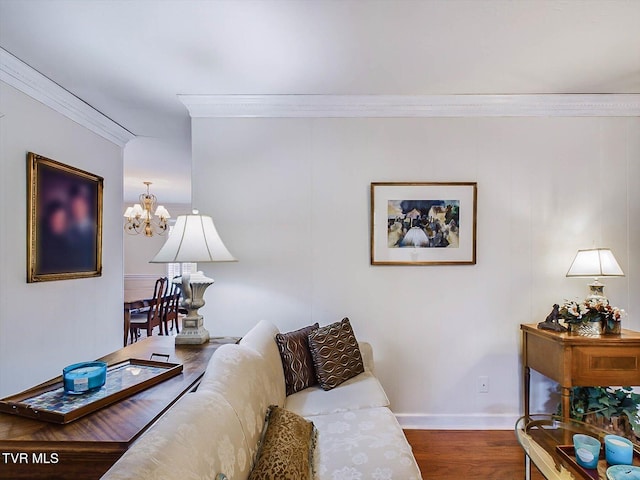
[0,82,124,397]
[191,115,639,428]
[124,136,191,205]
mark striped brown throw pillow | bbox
[275,323,319,395]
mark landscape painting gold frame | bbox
[370,182,477,266]
[27,152,103,282]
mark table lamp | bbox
[566,248,624,302]
[150,211,236,344]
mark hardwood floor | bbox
[404,430,546,480]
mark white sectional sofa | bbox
[101,320,422,480]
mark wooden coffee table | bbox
[0,335,238,480]
[516,414,640,480]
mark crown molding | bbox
[179,94,640,118]
[0,48,135,147]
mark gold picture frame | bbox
[370,182,477,265]
[27,152,103,282]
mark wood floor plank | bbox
[404,430,546,480]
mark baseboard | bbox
[396,413,520,430]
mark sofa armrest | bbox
[359,341,374,373]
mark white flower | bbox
[217,435,236,476]
[328,421,351,434]
[370,432,395,448]
[352,452,368,465]
[372,468,393,480]
[332,466,362,480]
[243,404,257,434]
[359,421,375,431]
[237,446,247,471]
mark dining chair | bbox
[163,279,181,336]
[129,277,168,343]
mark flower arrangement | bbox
[559,298,625,325]
[558,298,625,335]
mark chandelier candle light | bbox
[150,211,236,344]
[123,182,171,237]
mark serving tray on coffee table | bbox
[0,358,182,424]
[557,445,640,480]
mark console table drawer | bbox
[572,346,640,386]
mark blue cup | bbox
[605,434,634,466]
[574,434,601,469]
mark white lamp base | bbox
[175,315,210,344]
[586,279,608,303]
[175,272,214,345]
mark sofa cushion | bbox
[198,343,282,468]
[240,320,286,405]
[249,406,316,480]
[275,323,319,396]
[308,318,364,390]
[100,391,251,480]
[285,370,389,417]
[308,407,422,480]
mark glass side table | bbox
[515,414,640,480]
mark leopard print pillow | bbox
[249,406,316,480]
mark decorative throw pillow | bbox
[249,406,316,480]
[275,323,319,395]
[307,317,364,391]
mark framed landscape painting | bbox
[370,182,477,265]
[27,152,103,282]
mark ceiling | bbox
[1,0,639,203]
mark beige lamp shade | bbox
[566,248,624,278]
[150,214,236,264]
[131,203,145,217]
[154,205,171,219]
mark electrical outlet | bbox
[478,376,489,393]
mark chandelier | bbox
[123,182,170,236]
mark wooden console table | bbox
[521,323,640,422]
[0,335,236,480]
